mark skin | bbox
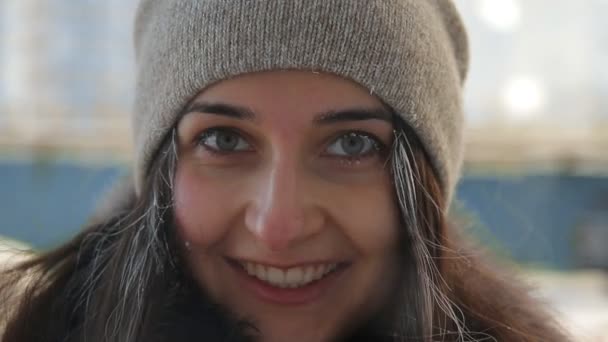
[174,70,401,342]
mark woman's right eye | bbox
[196,128,252,153]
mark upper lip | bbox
[227,257,347,270]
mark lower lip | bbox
[226,259,349,306]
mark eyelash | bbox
[195,127,251,156]
[195,127,388,161]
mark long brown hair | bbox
[1,117,569,341]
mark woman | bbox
[1,1,569,341]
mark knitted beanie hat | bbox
[133,0,469,204]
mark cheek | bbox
[324,180,402,320]
[173,164,235,247]
[331,180,400,254]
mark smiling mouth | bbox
[233,260,341,289]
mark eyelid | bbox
[193,127,388,160]
[322,131,387,159]
[327,130,386,149]
[195,127,253,153]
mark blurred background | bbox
[0,0,607,339]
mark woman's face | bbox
[174,71,401,341]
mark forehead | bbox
[191,71,386,121]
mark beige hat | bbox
[133,0,469,204]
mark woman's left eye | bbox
[325,132,383,158]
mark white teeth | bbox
[285,268,303,288]
[313,265,324,280]
[303,266,315,284]
[240,262,338,288]
[267,267,285,287]
[255,263,267,281]
[246,262,255,275]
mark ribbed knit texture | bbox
[133,0,469,204]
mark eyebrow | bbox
[183,101,393,125]
[183,102,257,121]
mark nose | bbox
[244,156,322,252]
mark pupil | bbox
[341,134,364,155]
[217,132,238,150]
